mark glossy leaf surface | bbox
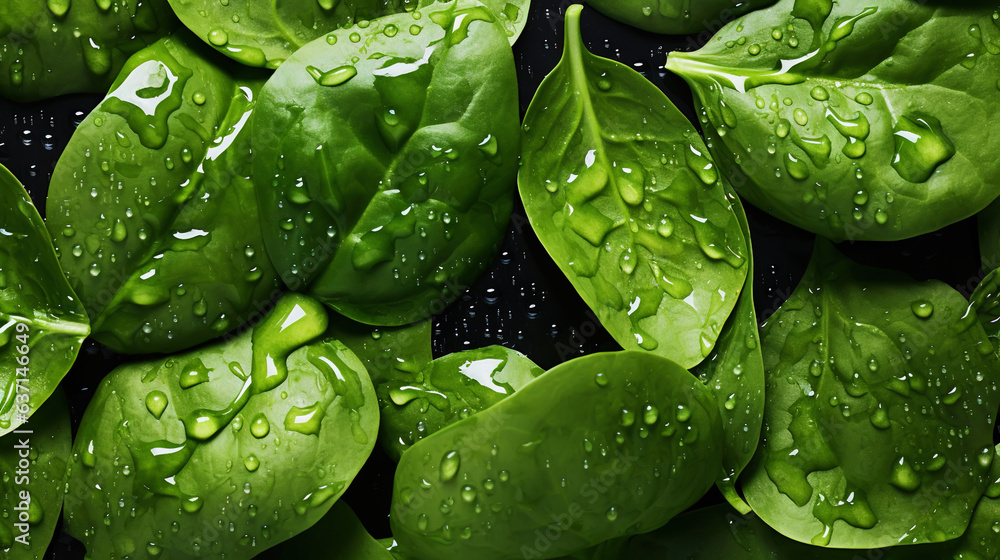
[519,5,748,368]
[64,295,379,559]
[391,351,724,560]
[584,0,776,34]
[379,345,543,460]
[0,164,89,436]
[0,391,71,559]
[167,0,417,68]
[169,0,530,69]
[47,34,280,355]
[253,1,520,326]
[0,0,177,102]
[326,314,434,387]
[690,188,763,513]
[613,468,1000,560]
[667,0,1000,241]
[743,240,1000,548]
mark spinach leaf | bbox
[0,0,177,102]
[167,0,417,68]
[583,0,776,34]
[610,446,1000,559]
[691,187,763,514]
[46,33,281,355]
[960,445,1000,560]
[254,501,394,559]
[253,1,520,326]
[63,294,379,559]
[0,164,89,436]
[979,198,1000,271]
[0,390,71,559]
[742,239,999,548]
[667,0,1000,242]
[168,0,530,69]
[326,314,434,387]
[390,350,724,560]
[379,345,543,460]
[479,0,531,44]
[519,5,748,368]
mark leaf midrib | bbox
[563,22,633,266]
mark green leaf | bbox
[0,164,89,436]
[253,1,520,326]
[46,33,281,355]
[325,314,434,387]
[742,239,999,548]
[583,0,776,34]
[254,501,394,559]
[691,187,763,514]
[960,444,1000,560]
[519,5,749,368]
[168,0,530,69]
[0,0,177,102]
[0,390,71,559]
[378,345,543,460]
[390,350,724,560]
[481,0,531,44]
[167,0,418,68]
[667,0,1000,242]
[64,294,379,559]
[609,447,1000,559]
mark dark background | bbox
[0,0,986,557]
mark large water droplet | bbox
[284,402,325,436]
[145,391,168,419]
[307,65,358,87]
[440,450,460,482]
[891,114,955,183]
[250,414,270,438]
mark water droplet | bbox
[208,29,229,46]
[145,391,168,419]
[676,406,691,422]
[643,405,658,425]
[178,359,212,389]
[793,108,809,126]
[686,146,718,184]
[810,86,829,101]
[460,486,476,502]
[284,402,325,436]
[440,451,460,482]
[910,301,934,319]
[250,414,270,438]
[891,114,955,183]
[47,0,71,17]
[888,458,922,492]
[306,65,357,87]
